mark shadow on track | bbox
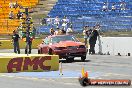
[59,59,91,63]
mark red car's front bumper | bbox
[53,48,87,59]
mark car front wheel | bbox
[81,56,86,62]
[66,57,74,63]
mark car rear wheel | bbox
[81,56,86,62]
[66,57,74,63]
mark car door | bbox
[41,37,50,54]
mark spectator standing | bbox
[50,28,55,35]
[12,30,20,54]
[41,18,46,25]
[95,24,103,54]
[89,26,99,54]
[47,16,52,28]
[54,16,60,28]
[62,16,69,30]
[87,28,92,41]
[9,2,14,8]
[111,3,116,11]
[9,11,14,19]
[102,3,108,11]
[17,10,22,19]
[83,26,89,45]
[120,1,126,10]
[14,1,19,9]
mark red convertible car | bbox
[38,35,87,62]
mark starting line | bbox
[0,71,104,78]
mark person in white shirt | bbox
[54,16,60,28]
[120,1,126,10]
[9,11,14,19]
[47,16,52,27]
[111,3,116,11]
[66,27,73,35]
[62,16,69,30]
[102,3,107,11]
[9,2,14,8]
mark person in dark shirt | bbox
[25,32,32,54]
[12,30,20,54]
[17,10,22,19]
[89,26,99,54]
[50,28,55,35]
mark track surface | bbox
[0,49,131,88]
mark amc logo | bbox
[7,56,51,73]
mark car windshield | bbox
[51,35,79,44]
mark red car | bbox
[38,35,87,62]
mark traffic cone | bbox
[85,71,88,78]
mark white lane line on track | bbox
[102,73,132,78]
[0,75,80,86]
[64,62,132,68]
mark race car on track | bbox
[38,35,87,62]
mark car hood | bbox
[52,41,85,47]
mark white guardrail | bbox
[95,37,132,56]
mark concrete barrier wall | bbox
[95,37,132,55]
[0,54,59,73]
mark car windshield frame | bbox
[51,35,79,44]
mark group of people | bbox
[102,1,126,11]
[83,25,100,55]
[50,27,73,35]
[42,16,71,31]
[11,14,34,54]
[9,10,23,19]
[9,1,23,19]
[12,30,33,54]
[9,1,22,9]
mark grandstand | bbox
[38,0,132,33]
[0,0,38,34]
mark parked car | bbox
[38,35,87,62]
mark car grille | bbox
[67,46,78,49]
[79,45,86,48]
[59,47,66,50]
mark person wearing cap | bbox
[12,30,20,54]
